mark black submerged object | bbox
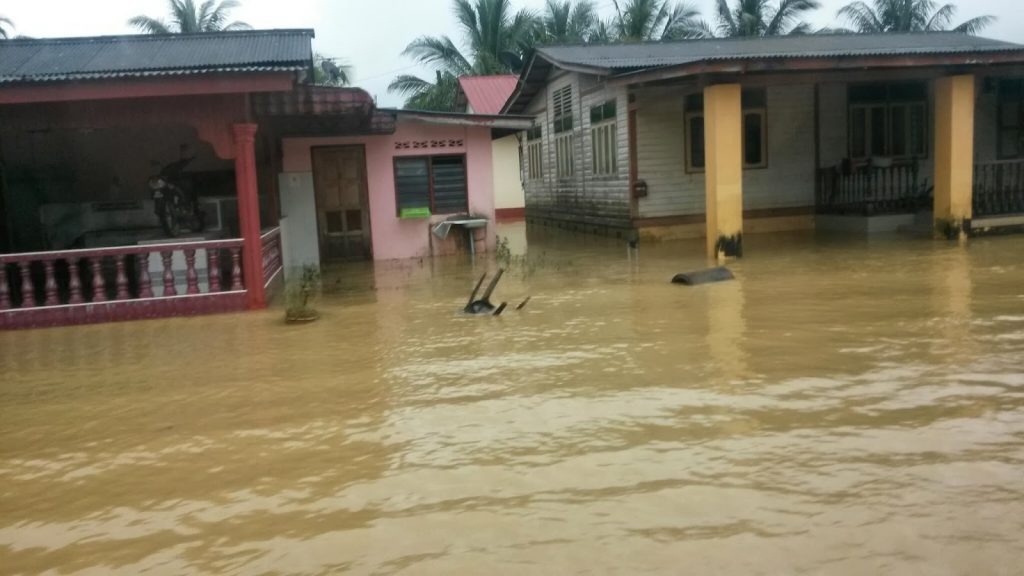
[672,267,735,286]
[464,269,505,314]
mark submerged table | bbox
[431,218,489,256]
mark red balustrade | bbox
[0,235,258,330]
[261,228,284,289]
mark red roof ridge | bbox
[457,75,519,115]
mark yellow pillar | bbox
[704,84,744,259]
[933,75,975,240]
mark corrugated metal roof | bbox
[537,32,1024,72]
[0,29,313,83]
[252,86,375,116]
[457,75,519,114]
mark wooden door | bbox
[311,146,371,261]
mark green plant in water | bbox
[494,235,557,280]
[495,235,512,268]
[285,265,322,323]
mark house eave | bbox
[608,50,1024,87]
[389,109,534,130]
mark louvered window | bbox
[552,85,574,134]
[848,83,928,161]
[394,155,468,215]
[590,100,618,176]
[685,89,768,172]
[526,126,544,180]
[552,85,575,178]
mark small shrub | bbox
[285,265,321,323]
[494,235,557,280]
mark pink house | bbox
[0,30,529,330]
[456,75,527,222]
[278,109,529,265]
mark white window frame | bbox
[742,108,768,170]
[685,108,767,173]
[555,133,575,179]
[591,121,618,177]
[848,84,928,162]
[527,140,544,180]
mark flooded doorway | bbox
[311,145,371,261]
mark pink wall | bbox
[281,120,496,261]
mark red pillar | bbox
[234,123,265,309]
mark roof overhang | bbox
[0,72,298,105]
[252,86,395,136]
[503,49,612,115]
[388,108,534,130]
[609,49,1024,87]
[504,42,1024,114]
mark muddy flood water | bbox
[2,225,1024,575]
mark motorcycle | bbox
[149,157,205,238]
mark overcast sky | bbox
[4,0,1021,106]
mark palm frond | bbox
[837,0,994,34]
[399,71,463,112]
[569,1,598,40]
[923,3,955,31]
[0,16,14,39]
[453,0,482,54]
[314,53,352,86]
[765,0,820,36]
[661,2,709,40]
[951,14,995,35]
[128,16,173,34]
[402,35,474,77]
[388,74,434,96]
[836,1,883,33]
[130,0,248,34]
[715,0,738,37]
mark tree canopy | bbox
[837,0,994,34]
[609,0,710,41]
[0,16,14,39]
[714,0,822,37]
[389,0,999,110]
[128,0,252,34]
[388,0,537,111]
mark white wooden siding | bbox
[817,82,847,169]
[818,80,936,187]
[975,78,999,163]
[520,73,1008,227]
[520,71,631,227]
[635,83,817,218]
[745,84,816,211]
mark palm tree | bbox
[389,0,538,111]
[128,0,252,34]
[714,0,822,37]
[314,54,352,87]
[837,0,994,34]
[537,0,600,44]
[391,71,465,111]
[0,16,14,39]
[608,0,711,41]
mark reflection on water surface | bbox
[2,226,1024,575]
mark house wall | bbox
[280,121,495,262]
[634,83,817,219]
[516,70,1012,239]
[818,74,1016,188]
[0,94,255,252]
[975,75,1002,164]
[817,80,936,184]
[520,71,631,232]
[492,134,525,218]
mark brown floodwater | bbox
[2,224,1024,575]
